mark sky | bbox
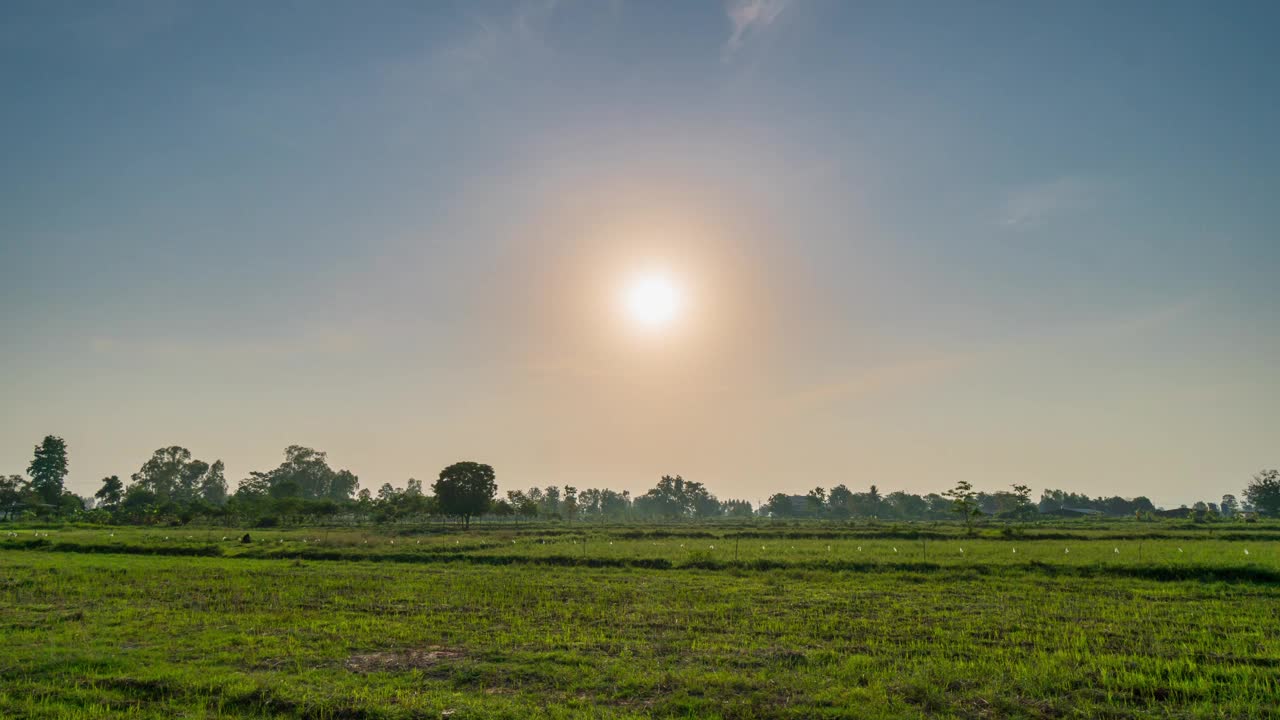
[2,0,1277,508]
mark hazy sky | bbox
[3,1,1277,507]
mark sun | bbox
[623,272,683,329]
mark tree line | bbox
[3,435,1278,526]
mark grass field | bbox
[3,524,1279,719]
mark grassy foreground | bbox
[2,527,1279,719]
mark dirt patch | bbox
[344,647,465,673]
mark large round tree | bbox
[432,461,496,528]
[1244,469,1280,517]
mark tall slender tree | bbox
[28,435,69,505]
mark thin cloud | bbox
[998,176,1115,229]
[724,0,792,56]
[381,0,564,88]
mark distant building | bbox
[1044,507,1104,518]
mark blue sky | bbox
[2,0,1277,506]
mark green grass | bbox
[6,524,1279,576]
[2,524,1278,718]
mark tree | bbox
[199,460,228,505]
[95,475,124,507]
[241,446,359,502]
[1244,469,1280,517]
[1130,496,1157,514]
[827,484,854,518]
[506,490,538,519]
[1220,494,1239,517]
[943,480,980,535]
[562,486,579,522]
[691,487,722,518]
[539,486,562,518]
[634,475,717,520]
[805,487,827,517]
[235,471,272,499]
[865,484,883,516]
[120,486,159,523]
[763,493,796,518]
[131,446,195,503]
[992,484,1037,519]
[578,488,603,518]
[432,461,496,528]
[177,459,209,503]
[1011,484,1032,508]
[883,490,927,520]
[377,482,399,503]
[0,475,30,519]
[272,446,359,500]
[269,479,301,499]
[28,435,69,506]
[610,490,632,521]
[57,492,84,516]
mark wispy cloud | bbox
[998,176,1116,229]
[377,0,566,89]
[724,0,792,57]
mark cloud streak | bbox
[376,0,565,89]
[998,176,1117,229]
[724,0,792,56]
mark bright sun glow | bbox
[623,272,683,329]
